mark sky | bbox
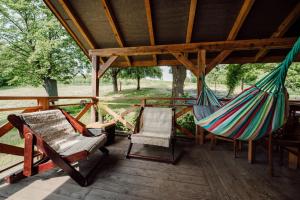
[145,66,192,81]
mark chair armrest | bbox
[60,109,90,136]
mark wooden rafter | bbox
[186,0,197,44]
[101,0,131,66]
[185,0,197,59]
[206,0,255,73]
[89,37,296,57]
[98,56,119,78]
[255,3,300,61]
[144,0,157,65]
[172,52,198,75]
[57,0,104,63]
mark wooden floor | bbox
[0,136,300,200]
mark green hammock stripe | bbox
[195,37,300,141]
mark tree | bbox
[171,66,186,97]
[102,68,122,92]
[225,64,242,96]
[120,67,162,90]
[286,63,300,92]
[225,64,259,97]
[0,0,89,95]
[206,65,225,92]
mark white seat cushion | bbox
[20,109,107,156]
[131,107,173,147]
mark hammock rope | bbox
[195,37,300,141]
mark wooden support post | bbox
[91,55,100,122]
[141,99,146,107]
[248,140,255,163]
[37,97,49,111]
[196,50,206,144]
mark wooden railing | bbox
[99,97,197,137]
[0,96,97,173]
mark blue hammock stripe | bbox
[193,74,222,123]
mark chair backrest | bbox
[141,107,173,134]
[17,109,77,149]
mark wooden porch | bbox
[0,135,300,200]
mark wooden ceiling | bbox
[44,0,300,72]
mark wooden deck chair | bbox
[7,109,109,187]
[126,107,176,163]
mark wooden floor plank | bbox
[0,136,299,200]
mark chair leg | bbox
[126,142,133,159]
[171,138,175,163]
[100,146,109,155]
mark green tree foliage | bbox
[225,64,242,96]
[0,0,89,95]
[286,63,300,92]
[225,64,259,96]
[120,67,162,90]
[206,65,227,92]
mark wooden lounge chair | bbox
[7,109,108,187]
[126,107,176,163]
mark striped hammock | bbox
[196,37,300,141]
[193,74,222,122]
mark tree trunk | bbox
[241,79,244,91]
[171,66,186,97]
[111,68,119,93]
[137,76,140,90]
[43,78,58,96]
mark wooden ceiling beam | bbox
[144,0,157,65]
[110,54,300,67]
[207,0,255,73]
[255,3,300,61]
[172,52,198,75]
[98,56,118,78]
[89,37,296,57]
[101,0,131,66]
[57,0,104,63]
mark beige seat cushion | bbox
[20,109,107,156]
[131,107,173,147]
